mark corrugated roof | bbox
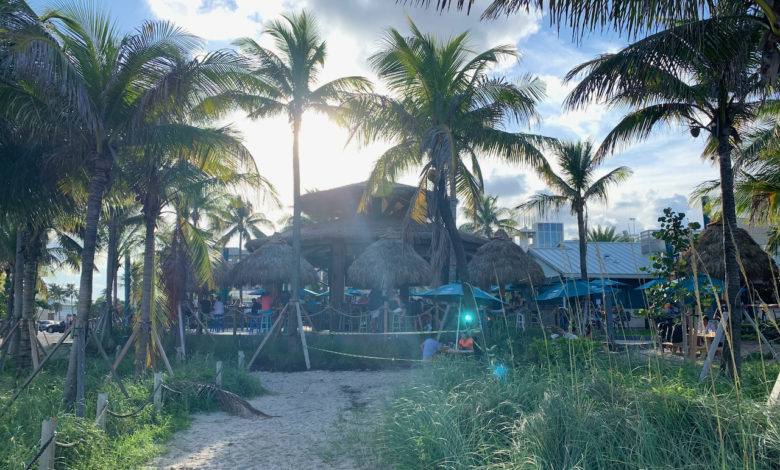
[528,241,654,280]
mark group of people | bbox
[420,332,474,360]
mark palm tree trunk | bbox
[104,210,118,338]
[136,211,157,376]
[234,231,243,336]
[17,234,40,370]
[288,114,302,336]
[576,205,589,336]
[716,126,742,377]
[63,156,111,408]
[448,162,458,283]
[438,183,469,282]
[8,227,25,360]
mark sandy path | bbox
[147,369,409,470]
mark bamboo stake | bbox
[176,302,186,360]
[436,304,451,342]
[28,320,40,370]
[151,326,174,376]
[700,309,729,382]
[111,324,139,372]
[94,334,130,398]
[247,304,287,369]
[295,302,311,370]
[769,370,780,407]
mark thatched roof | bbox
[347,238,432,290]
[684,222,779,285]
[228,237,317,286]
[468,230,545,289]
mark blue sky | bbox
[36,0,719,298]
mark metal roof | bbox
[528,241,655,280]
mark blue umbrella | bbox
[299,288,321,297]
[345,288,368,296]
[414,282,505,305]
[589,279,627,288]
[490,284,524,293]
[676,275,724,292]
[634,279,666,291]
[535,279,614,301]
[315,290,330,297]
[247,288,266,295]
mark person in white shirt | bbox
[212,299,224,316]
[697,315,717,335]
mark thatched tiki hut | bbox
[684,222,779,291]
[229,237,318,292]
[347,238,432,333]
[468,229,545,299]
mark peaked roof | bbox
[528,241,654,280]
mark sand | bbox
[146,369,410,470]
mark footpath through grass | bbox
[377,336,780,469]
[0,351,264,469]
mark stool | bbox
[358,314,369,333]
[391,313,402,332]
[249,314,260,334]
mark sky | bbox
[38,0,720,298]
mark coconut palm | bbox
[428,1,780,85]
[564,9,764,375]
[229,11,371,328]
[517,141,632,335]
[587,225,630,242]
[460,193,520,238]
[349,19,547,281]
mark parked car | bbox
[38,320,55,331]
[45,321,68,333]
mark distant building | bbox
[530,222,564,248]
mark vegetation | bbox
[375,340,780,469]
[587,225,630,242]
[460,193,521,238]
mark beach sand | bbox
[147,369,409,469]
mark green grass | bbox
[0,350,264,469]
[376,337,780,469]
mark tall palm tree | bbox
[349,19,547,281]
[230,11,371,328]
[564,9,764,375]
[587,225,630,242]
[460,193,520,237]
[217,196,272,303]
[517,141,631,334]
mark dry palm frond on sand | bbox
[196,384,277,419]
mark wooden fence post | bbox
[153,372,162,415]
[39,418,56,470]
[237,351,244,369]
[215,361,223,387]
[96,393,108,430]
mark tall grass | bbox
[378,339,780,469]
[0,353,264,469]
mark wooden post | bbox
[151,326,174,376]
[28,320,40,370]
[436,304,451,342]
[176,302,186,360]
[383,301,389,335]
[96,392,108,430]
[700,309,729,382]
[237,350,245,369]
[330,240,346,330]
[215,361,223,387]
[769,370,780,406]
[176,347,183,363]
[742,309,778,360]
[39,418,56,470]
[295,303,311,370]
[76,327,86,418]
[111,324,140,371]
[153,372,162,415]
[247,303,288,369]
[114,345,121,361]
[686,310,697,363]
[93,334,130,399]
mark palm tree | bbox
[460,193,520,238]
[428,1,780,85]
[216,196,272,303]
[587,225,630,242]
[517,141,632,335]
[349,19,547,281]
[564,9,764,376]
[230,11,371,329]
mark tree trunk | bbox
[238,231,243,305]
[63,156,111,408]
[576,205,589,336]
[9,228,25,359]
[17,233,40,370]
[136,211,157,376]
[437,183,469,282]
[448,164,458,283]
[288,114,302,336]
[716,125,742,377]
[104,210,118,338]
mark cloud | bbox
[484,172,528,199]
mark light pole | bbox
[629,218,637,236]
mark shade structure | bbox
[468,230,545,289]
[347,238,432,291]
[635,279,666,290]
[684,222,779,285]
[247,288,267,295]
[589,279,627,287]
[227,237,317,286]
[344,288,366,296]
[490,284,525,293]
[535,279,615,301]
[635,276,724,293]
[413,282,505,306]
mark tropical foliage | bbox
[587,225,630,242]
[459,193,521,238]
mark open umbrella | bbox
[635,279,666,290]
[414,282,505,306]
[535,279,614,301]
[589,279,627,288]
[247,288,267,295]
[344,288,367,296]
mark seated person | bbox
[250,297,261,315]
[457,333,473,350]
[697,315,717,335]
[421,336,447,360]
